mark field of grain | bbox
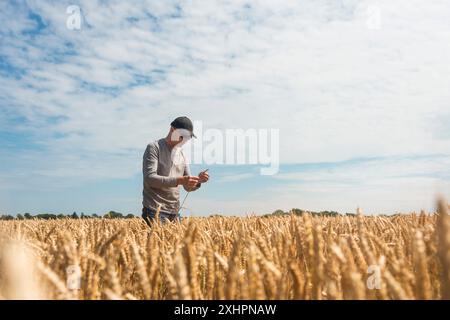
[0,199,449,300]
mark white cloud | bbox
[263,155,450,214]
[217,172,255,183]
[274,156,450,183]
[0,0,449,209]
[180,155,450,216]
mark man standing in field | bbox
[142,116,209,225]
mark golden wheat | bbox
[0,199,449,300]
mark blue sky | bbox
[0,0,449,216]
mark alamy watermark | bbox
[366,4,382,30]
[66,5,82,30]
[367,265,381,289]
[170,121,280,175]
[66,264,81,290]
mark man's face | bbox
[169,127,191,147]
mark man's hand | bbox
[198,170,209,183]
[177,176,200,189]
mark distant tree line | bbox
[0,209,365,221]
[263,208,355,218]
[0,211,136,220]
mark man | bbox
[142,116,209,225]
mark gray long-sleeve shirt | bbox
[142,138,199,214]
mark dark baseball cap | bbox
[170,116,196,138]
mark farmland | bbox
[0,199,449,300]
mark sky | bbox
[0,0,449,216]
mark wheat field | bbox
[0,199,449,300]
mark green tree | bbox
[36,213,57,220]
[291,208,305,216]
[272,209,286,216]
[104,211,124,219]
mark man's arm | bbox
[143,143,178,188]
